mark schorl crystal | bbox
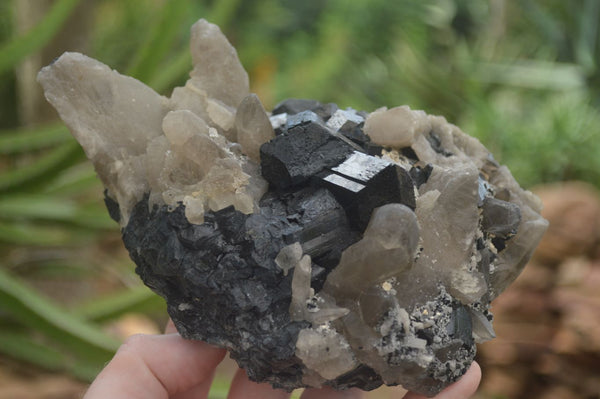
[38,18,548,397]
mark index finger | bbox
[84,333,226,399]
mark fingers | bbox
[162,318,217,399]
[301,386,364,399]
[165,318,177,334]
[402,362,482,399]
[84,333,226,399]
[172,369,217,399]
[227,368,291,399]
[90,317,479,399]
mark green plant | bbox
[0,0,241,384]
[0,0,599,394]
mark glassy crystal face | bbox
[38,19,548,397]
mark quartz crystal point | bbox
[38,20,264,225]
[38,18,548,397]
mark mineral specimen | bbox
[38,19,548,397]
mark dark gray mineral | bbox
[38,19,549,397]
[113,99,544,396]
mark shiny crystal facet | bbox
[39,18,548,397]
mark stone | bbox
[481,197,521,239]
[235,94,274,161]
[409,164,433,188]
[316,151,416,229]
[259,121,354,188]
[188,19,249,109]
[38,18,548,397]
[326,109,365,131]
[322,203,419,299]
[37,52,170,223]
[272,98,322,116]
[363,105,430,148]
[290,254,314,321]
[38,22,266,227]
[295,327,358,380]
[286,110,323,129]
[275,242,303,276]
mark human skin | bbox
[84,320,481,399]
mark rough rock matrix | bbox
[38,19,548,397]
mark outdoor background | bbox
[1,0,599,398]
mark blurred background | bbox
[0,0,599,398]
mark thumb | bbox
[85,333,226,399]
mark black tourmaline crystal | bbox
[118,101,426,390]
[39,19,549,397]
[114,98,518,395]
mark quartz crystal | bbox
[38,19,548,397]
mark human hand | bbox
[84,321,481,399]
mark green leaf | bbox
[42,162,100,195]
[0,330,109,381]
[208,0,243,27]
[575,0,599,71]
[147,49,191,93]
[70,204,117,229]
[0,0,82,74]
[520,0,568,55]
[73,285,165,323]
[0,140,83,192]
[0,195,77,220]
[0,268,120,362]
[0,330,66,371]
[473,61,585,90]
[0,195,115,229]
[126,0,191,82]
[0,123,71,154]
[0,222,78,246]
[208,376,233,399]
[10,260,94,280]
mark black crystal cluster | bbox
[263,99,416,230]
[118,98,523,394]
[39,19,548,396]
[119,99,418,389]
[123,189,349,388]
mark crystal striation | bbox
[38,18,548,397]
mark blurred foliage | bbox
[0,0,599,391]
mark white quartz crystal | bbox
[37,52,170,222]
[235,94,275,161]
[290,255,314,321]
[413,162,486,305]
[469,308,496,343]
[38,17,549,394]
[485,165,549,298]
[291,99,548,390]
[38,20,268,225]
[295,327,357,380]
[323,203,420,299]
[188,19,249,109]
[275,242,303,276]
[358,106,548,307]
[364,105,430,148]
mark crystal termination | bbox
[37,19,548,397]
